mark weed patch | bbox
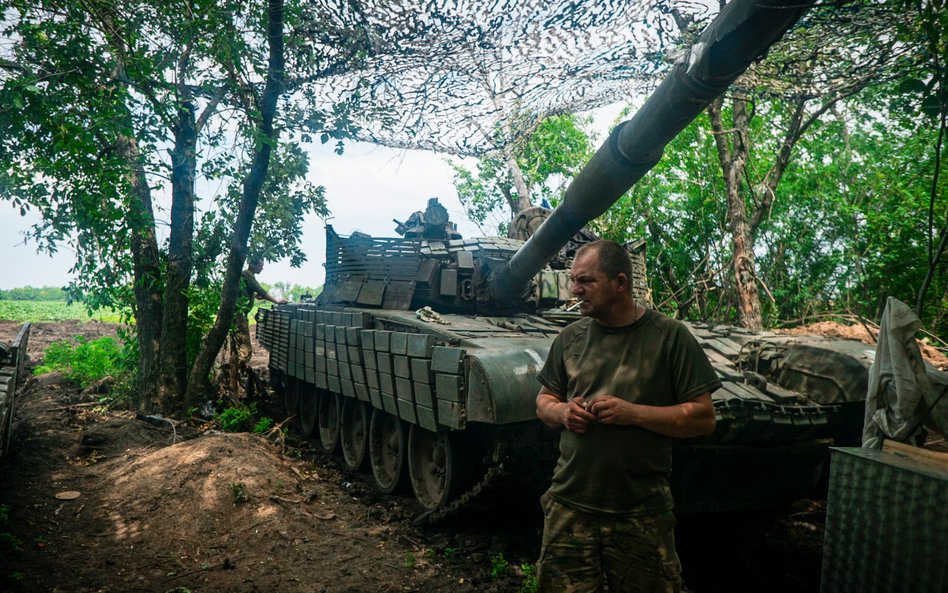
[34,336,127,389]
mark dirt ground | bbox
[0,319,945,593]
[0,321,540,593]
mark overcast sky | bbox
[0,104,623,292]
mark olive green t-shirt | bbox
[537,309,721,515]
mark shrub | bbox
[217,403,257,432]
[490,553,509,579]
[252,416,274,434]
[34,336,125,388]
[519,563,538,593]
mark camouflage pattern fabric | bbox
[537,493,683,593]
[232,313,253,369]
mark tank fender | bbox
[465,340,550,424]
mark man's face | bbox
[250,260,264,274]
[570,249,621,319]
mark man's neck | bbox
[595,300,643,328]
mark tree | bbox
[0,0,334,411]
[451,114,594,234]
[679,1,924,329]
[895,0,947,319]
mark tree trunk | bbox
[505,154,532,215]
[709,97,763,330]
[115,128,163,413]
[157,103,197,411]
[184,0,286,410]
[916,108,946,318]
[100,16,164,413]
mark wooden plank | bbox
[883,440,948,471]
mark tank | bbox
[1,322,31,458]
[256,0,872,518]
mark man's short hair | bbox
[576,240,632,281]
[248,256,264,268]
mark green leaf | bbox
[897,78,927,95]
[921,94,944,118]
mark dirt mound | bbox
[777,320,948,370]
[0,334,535,593]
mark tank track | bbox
[414,463,509,525]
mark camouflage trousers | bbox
[536,493,683,593]
[231,313,253,370]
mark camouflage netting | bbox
[296,0,718,156]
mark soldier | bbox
[232,257,286,373]
[535,240,720,593]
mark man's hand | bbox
[587,395,635,425]
[561,396,598,434]
[588,393,717,438]
[537,387,597,434]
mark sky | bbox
[0,104,626,293]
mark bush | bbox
[217,403,257,432]
[34,336,125,388]
[252,416,274,434]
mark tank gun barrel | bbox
[489,0,815,301]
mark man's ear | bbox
[615,273,629,293]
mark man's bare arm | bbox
[586,393,716,438]
[536,385,597,434]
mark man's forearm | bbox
[536,392,567,428]
[624,395,716,438]
[588,393,716,438]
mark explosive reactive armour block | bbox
[360,329,376,351]
[431,346,464,374]
[416,405,437,432]
[407,333,435,358]
[368,387,382,410]
[375,330,392,353]
[397,398,417,424]
[390,332,408,355]
[413,382,434,408]
[393,355,411,379]
[435,373,463,402]
[410,358,434,384]
[438,400,464,429]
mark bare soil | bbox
[0,319,943,593]
[775,320,948,370]
[0,321,539,593]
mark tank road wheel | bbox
[298,383,319,437]
[368,409,408,494]
[340,399,370,471]
[283,377,301,423]
[317,391,341,454]
[407,426,469,510]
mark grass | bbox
[0,300,123,323]
[34,336,126,389]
